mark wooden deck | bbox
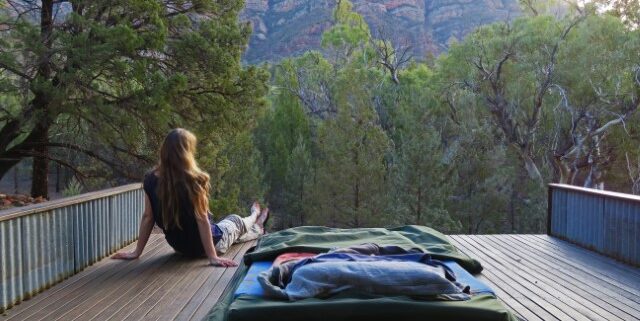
[0,234,254,321]
[1,234,639,321]
[449,235,640,321]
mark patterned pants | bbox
[214,214,263,254]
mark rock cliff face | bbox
[240,0,521,63]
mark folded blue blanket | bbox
[234,260,495,298]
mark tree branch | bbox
[0,62,33,80]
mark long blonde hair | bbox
[156,128,210,230]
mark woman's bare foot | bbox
[251,201,261,217]
[257,207,269,230]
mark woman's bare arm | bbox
[195,214,238,267]
[112,193,155,259]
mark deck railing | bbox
[0,184,143,313]
[548,183,640,266]
[2,182,638,312]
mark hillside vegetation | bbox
[250,0,640,232]
[1,0,638,234]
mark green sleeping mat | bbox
[208,225,517,321]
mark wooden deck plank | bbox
[455,234,614,321]
[497,296,536,321]
[142,242,251,321]
[1,236,166,321]
[458,236,593,321]
[65,238,184,320]
[449,236,561,321]
[473,235,630,321]
[0,235,254,321]
[105,256,201,321]
[1,236,160,319]
[448,238,545,321]
[530,235,640,283]
[187,241,256,321]
[85,251,189,321]
[31,239,176,321]
[107,242,249,321]
[452,235,640,320]
[506,235,640,302]
[175,244,251,321]
[495,235,640,318]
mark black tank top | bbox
[143,172,221,257]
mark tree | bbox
[254,62,314,228]
[595,0,640,28]
[378,64,459,231]
[210,132,266,219]
[282,135,314,227]
[370,28,412,85]
[321,0,371,66]
[550,14,640,188]
[313,100,391,227]
[434,10,639,233]
[390,128,459,230]
[0,0,267,197]
[439,14,584,186]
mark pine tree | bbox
[282,135,314,227]
[210,132,266,219]
[312,94,391,228]
[391,127,459,232]
[0,0,268,197]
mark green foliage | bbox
[210,132,266,219]
[62,176,83,197]
[5,0,638,235]
[321,0,374,66]
[0,0,268,202]
[321,0,370,50]
[390,126,459,232]
[312,101,391,227]
[281,135,314,227]
[253,2,640,234]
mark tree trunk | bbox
[55,163,60,193]
[30,124,50,198]
[0,150,23,184]
[29,0,54,198]
[521,152,544,186]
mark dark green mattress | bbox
[208,225,517,321]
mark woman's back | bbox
[143,171,206,256]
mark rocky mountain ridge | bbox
[241,0,521,63]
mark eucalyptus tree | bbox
[439,9,639,191]
[439,14,587,186]
[550,14,640,188]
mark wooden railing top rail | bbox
[0,183,142,222]
[549,183,640,203]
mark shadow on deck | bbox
[2,234,638,321]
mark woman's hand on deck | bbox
[209,256,238,267]
[111,251,140,260]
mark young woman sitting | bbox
[112,128,269,267]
